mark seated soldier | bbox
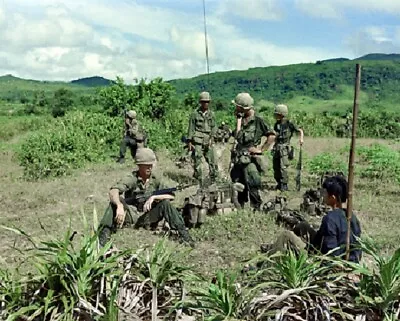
[261,175,362,263]
[98,147,194,247]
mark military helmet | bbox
[127,110,136,119]
[232,93,254,110]
[135,148,156,165]
[274,104,288,117]
[199,91,211,102]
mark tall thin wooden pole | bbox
[202,0,210,87]
[345,64,361,261]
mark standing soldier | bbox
[230,93,275,210]
[116,109,146,164]
[272,104,304,191]
[99,147,194,247]
[187,92,218,184]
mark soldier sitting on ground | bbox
[116,109,147,164]
[99,147,194,247]
[260,175,362,263]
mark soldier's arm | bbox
[109,174,135,206]
[109,189,123,207]
[187,113,196,141]
[291,122,304,145]
[259,118,276,151]
[210,112,217,139]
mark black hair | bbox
[322,175,348,203]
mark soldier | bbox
[187,92,218,184]
[230,93,275,210]
[272,104,304,191]
[215,122,232,144]
[98,147,194,247]
[260,175,362,263]
[116,109,146,164]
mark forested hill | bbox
[1,53,400,108]
[169,55,400,104]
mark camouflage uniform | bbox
[187,92,218,183]
[272,104,301,191]
[99,148,193,246]
[230,93,274,210]
[215,123,232,143]
[117,110,146,163]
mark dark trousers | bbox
[119,136,137,159]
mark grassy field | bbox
[1,134,399,277]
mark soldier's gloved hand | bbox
[115,205,126,228]
[188,142,194,151]
[143,196,155,213]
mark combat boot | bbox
[98,227,111,247]
[116,157,125,164]
[178,229,195,248]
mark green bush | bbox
[17,111,121,179]
[358,144,400,183]
[0,115,51,141]
[307,152,347,175]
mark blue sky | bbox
[0,0,399,81]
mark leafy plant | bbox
[186,269,248,321]
[0,209,126,321]
[307,152,347,175]
[17,111,121,179]
[358,144,400,183]
[348,238,400,317]
[117,238,193,320]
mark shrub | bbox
[307,152,347,175]
[358,144,400,183]
[17,111,121,179]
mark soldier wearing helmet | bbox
[230,93,275,210]
[271,104,304,191]
[99,148,194,247]
[215,121,232,143]
[187,91,218,184]
[116,108,147,164]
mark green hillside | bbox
[70,76,114,87]
[1,53,400,115]
[169,59,400,111]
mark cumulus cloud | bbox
[0,0,337,82]
[217,0,283,21]
[295,0,400,19]
[346,26,400,56]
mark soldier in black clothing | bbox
[261,175,362,263]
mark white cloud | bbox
[218,0,283,21]
[0,0,339,82]
[346,26,400,56]
[0,6,5,26]
[295,0,400,19]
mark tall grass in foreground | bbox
[1,210,400,320]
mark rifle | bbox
[121,184,194,211]
[295,145,303,192]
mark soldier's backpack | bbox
[181,182,245,228]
